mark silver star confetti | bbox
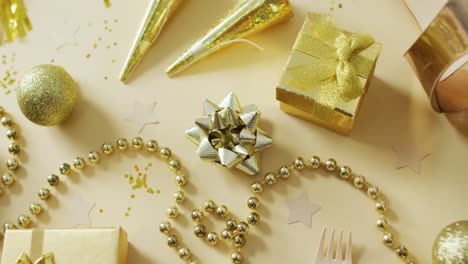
[125,101,159,133]
[392,141,430,174]
[287,192,321,228]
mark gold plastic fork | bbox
[314,227,353,264]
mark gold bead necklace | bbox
[1,137,416,264]
[0,106,21,197]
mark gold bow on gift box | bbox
[14,252,55,264]
[288,13,376,107]
[277,12,381,134]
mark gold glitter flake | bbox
[329,0,343,11]
[1,53,18,95]
[104,0,112,8]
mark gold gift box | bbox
[276,12,382,135]
[1,227,128,264]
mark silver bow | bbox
[186,92,272,175]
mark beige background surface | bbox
[1,0,467,263]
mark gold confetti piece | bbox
[99,209,104,213]
[0,53,18,94]
[86,53,91,58]
[93,43,98,48]
[104,0,112,8]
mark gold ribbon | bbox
[0,0,32,44]
[14,252,55,264]
[288,13,376,108]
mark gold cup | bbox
[405,0,468,115]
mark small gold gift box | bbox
[276,12,382,135]
[1,227,128,264]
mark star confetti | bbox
[56,192,96,228]
[55,25,80,51]
[287,192,321,228]
[392,141,430,174]
[124,101,159,133]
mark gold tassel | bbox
[0,0,32,44]
[166,0,293,77]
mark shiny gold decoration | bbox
[59,163,71,175]
[29,203,42,215]
[17,65,78,126]
[120,0,182,81]
[37,188,50,200]
[73,157,85,169]
[14,252,55,264]
[186,92,272,175]
[277,12,382,135]
[166,0,293,76]
[0,107,22,196]
[0,0,32,44]
[2,172,15,186]
[2,136,419,264]
[17,214,30,228]
[433,221,468,264]
[405,0,468,114]
[88,151,100,163]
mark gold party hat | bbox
[120,0,182,82]
[166,0,293,76]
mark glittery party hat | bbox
[166,0,293,77]
[120,0,182,82]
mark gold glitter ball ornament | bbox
[17,65,78,126]
[433,220,468,264]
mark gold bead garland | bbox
[0,106,21,197]
[0,136,418,263]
